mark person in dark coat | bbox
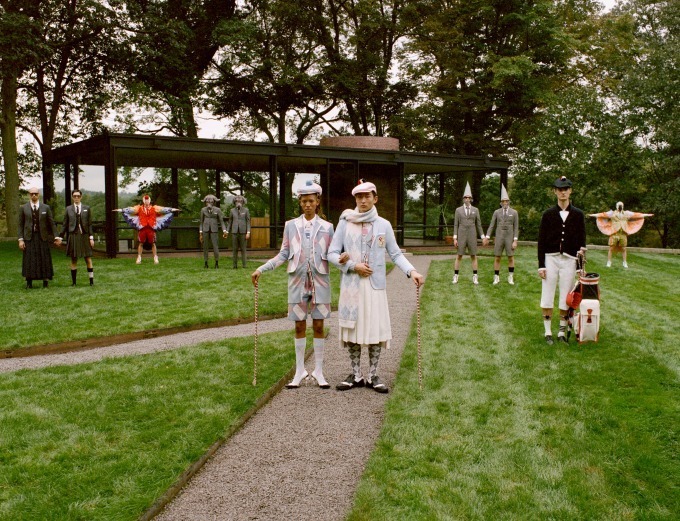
[537,176,587,345]
[58,189,95,286]
[17,187,61,288]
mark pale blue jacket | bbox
[328,216,414,290]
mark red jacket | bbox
[138,205,158,228]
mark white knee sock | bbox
[312,338,328,386]
[313,338,324,374]
[292,337,307,384]
[544,317,552,336]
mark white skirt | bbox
[340,277,391,347]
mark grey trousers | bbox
[203,232,220,262]
[231,233,247,267]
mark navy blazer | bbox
[538,204,586,269]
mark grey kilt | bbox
[66,232,93,258]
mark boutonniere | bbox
[377,236,386,248]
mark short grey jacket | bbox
[486,207,519,240]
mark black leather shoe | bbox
[366,376,389,393]
[558,335,568,344]
[336,374,365,391]
[42,280,49,288]
[204,261,209,268]
[214,261,219,269]
[26,280,33,289]
[545,335,554,345]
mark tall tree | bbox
[0,0,45,236]
[301,0,417,136]
[17,0,124,207]
[401,0,592,156]
[121,0,238,196]
[209,0,336,144]
[512,0,679,247]
[606,0,679,247]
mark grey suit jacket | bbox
[18,203,58,242]
[453,205,484,245]
[200,206,227,233]
[227,207,251,233]
[60,204,94,238]
[486,207,519,241]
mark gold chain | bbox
[416,284,423,391]
[253,282,259,386]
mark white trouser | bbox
[541,253,577,311]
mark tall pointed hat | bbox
[500,184,509,201]
[463,182,473,199]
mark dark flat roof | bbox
[47,133,510,174]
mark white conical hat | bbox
[500,184,509,201]
[463,182,473,198]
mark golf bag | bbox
[566,251,601,343]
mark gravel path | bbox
[2,255,436,521]
[156,255,433,521]
[0,319,292,373]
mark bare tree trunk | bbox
[181,100,209,196]
[1,75,20,238]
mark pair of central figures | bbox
[251,180,425,393]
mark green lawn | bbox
[349,249,680,520]
[0,241,341,352]
[1,243,678,520]
[0,332,296,520]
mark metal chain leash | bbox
[253,282,259,386]
[416,283,423,391]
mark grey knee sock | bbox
[368,344,382,379]
[346,342,361,377]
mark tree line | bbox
[1,0,677,246]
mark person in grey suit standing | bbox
[199,194,227,268]
[486,184,519,285]
[453,182,487,285]
[226,194,251,269]
[57,189,95,286]
[17,187,61,288]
